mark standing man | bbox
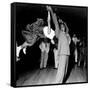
[47,6,70,83]
[72,34,80,65]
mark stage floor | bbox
[16,65,87,86]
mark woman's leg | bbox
[40,51,44,69]
[44,52,48,68]
[43,43,49,68]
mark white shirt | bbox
[43,26,55,40]
[72,37,80,45]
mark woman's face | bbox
[61,24,65,32]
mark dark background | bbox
[15,3,88,79]
[16,3,88,45]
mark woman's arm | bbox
[47,11,51,34]
[46,6,60,38]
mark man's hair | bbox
[58,20,69,34]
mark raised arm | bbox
[46,6,60,38]
[47,11,51,34]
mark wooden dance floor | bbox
[16,66,87,86]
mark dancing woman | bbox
[47,6,70,83]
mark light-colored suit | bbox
[55,31,70,83]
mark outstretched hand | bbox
[46,6,52,12]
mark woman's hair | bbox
[22,18,46,43]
